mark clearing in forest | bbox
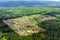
[3,14,56,36]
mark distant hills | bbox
[0,1,60,7]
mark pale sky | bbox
[0,0,60,2]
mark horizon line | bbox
[0,1,60,2]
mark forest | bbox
[0,6,60,40]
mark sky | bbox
[0,0,60,2]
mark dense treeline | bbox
[40,19,60,40]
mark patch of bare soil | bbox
[3,14,56,36]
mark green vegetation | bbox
[0,6,60,40]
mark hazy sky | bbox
[0,0,60,2]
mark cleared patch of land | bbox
[3,14,56,36]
